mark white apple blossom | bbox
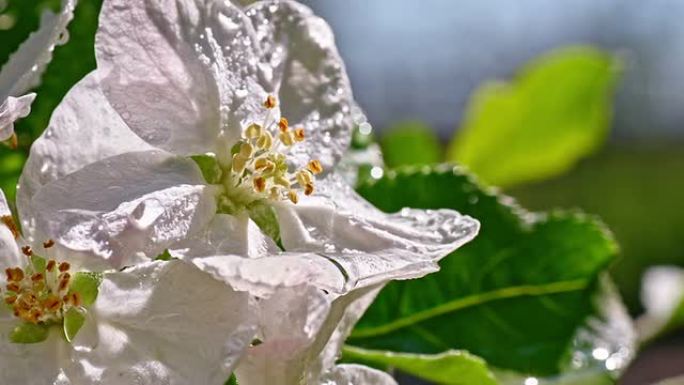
[0,0,77,145]
[0,190,256,385]
[17,0,480,384]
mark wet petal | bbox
[17,71,153,239]
[0,0,77,98]
[170,213,279,260]
[0,94,35,142]
[67,260,255,384]
[0,190,21,271]
[275,173,480,288]
[29,150,216,269]
[320,364,398,385]
[0,328,68,385]
[96,0,267,154]
[245,0,355,170]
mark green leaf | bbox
[30,254,47,273]
[351,165,617,376]
[69,272,103,307]
[63,307,86,342]
[10,322,50,344]
[191,154,224,184]
[225,374,239,385]
[155,249,174,261]
[246,200,281,245]
[342,345,498,385]
[448,46,620,187]
[380,121,442,168]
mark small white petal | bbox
[245,0,355,170]
[0,0,77,98]
[68,260,255,385]
[276,174,480,288]
[0,189,20,271]
[171,213,280,260]
[18,71,154,240]
[0,94,35,141]
[29,150,216,269]
[320,364,398,385]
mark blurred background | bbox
[300,1,683,383]
[1,0,683,383]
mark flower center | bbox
[217,95,323,213]
[3,244,80,324]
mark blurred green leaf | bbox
[343,345,498,385]
[350,165,617,376]
[447,46,620,188]
[380,121,442,168]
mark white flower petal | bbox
[0,94,35,142]
[17,71,153,239]
[171,213,279,260]
[320,364,398,385]
[235,285,331,385]
[245,0,355,170]
[276,174,480,288]
[0,190,20,271]
[0,328,69,385]
[96,0,268,154]
[29,150,216,269]
[0,0,77,98]
[188,253,347,298]
[67,260,255,385]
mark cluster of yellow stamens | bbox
[227,95,323,205]
[3,243,80,324]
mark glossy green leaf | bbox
[246,200,281,245]
[69,272,103,307]
[343,345,498,385]
[10,322,50,344]
[448,46,620,187]
[191,154,224,184]
[63,307,85,342]
[380,121,442,168]
[351,165,617,376]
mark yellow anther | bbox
[294,128,305,142]
[253,177,267,193]
[269,186,280,200]
[4,295,16,305]
[264,95,277,109]
[42,295,61,312]
[278,117,289,132]
[279,131,294,147]
[232,154,248,174]
[304,183,315,196]
[6,282,20,293]
[239,142,254,158]
[6,267,24,282]
[245,123,262,139]
[307,160,323,175]
[257,132,273,150]
[295,170,313,186]
[288,190,299,204]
